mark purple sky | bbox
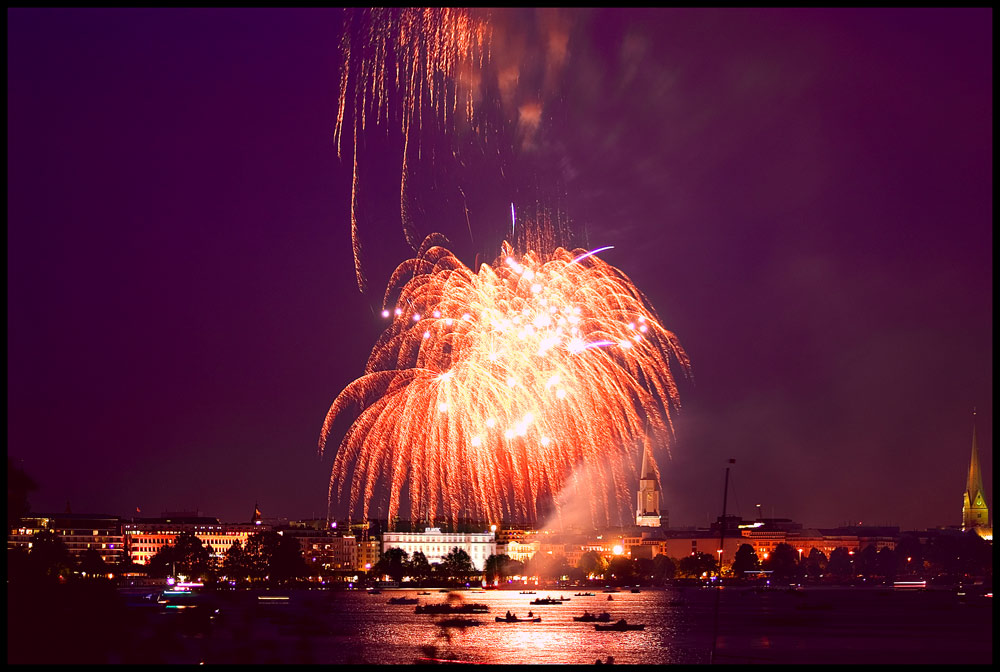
[8,8,992,530]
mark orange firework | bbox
[320,235,690,528]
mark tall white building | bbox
[382,527,496,571]
[636,447,665,528]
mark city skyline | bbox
[8,8,992,530]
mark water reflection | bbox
[119,585,991,665]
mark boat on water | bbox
[630,588,641,593]
[388,596,419,605]
[607,595,614,601]
[595,619,645,632]
[495,614,542,623]
[574,592,596,597]
[530,596,570,605]
[367,589,382,595]
[573,611,612,622]
[417,592,432,596]
[519,591,536,594]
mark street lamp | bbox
[798,548,804,563]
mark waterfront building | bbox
[962,414,992,540]
[357,537,381,571]
[382,527,496,571]
[122,513,266,565]
[8,513,125,565]
[282,521,359,574]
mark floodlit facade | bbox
[8,513,125,565]
[123,515,266,565]
[382,527,496,571]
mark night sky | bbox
[8,8,991,531]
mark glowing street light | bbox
[798,548,804,563]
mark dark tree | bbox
[173,531,212,579]
[484,553,510,583]
[271,533,306,583]
[222,539,248,582]
[731,544,761,578]
[244,531,306,584]
[407,550,432,583]
[577,550,608,579]
[763,543,800,580]
[636,557,655,583]
[607,555,638,585]
[678,551,717,578]
[441,547,475,581]
[876,547,898,581]
[854,545,879,579]
[804,548,827,581]
[28,529,75,579]
[894,534,924,575]
[827,547,854,582]
[651,554,676,583]
[375,547,410,583]
[80,548,108,578]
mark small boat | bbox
[495,615,542,623]
[607,595,614,601]
[530,596,570,605]
[595,619,645,632]
[519,591,536,594]
[417,592,432,596]
[388,596,419,605]
[630,588,641,593]
[573,611,612,622]
[367,589,382,595]
[574,592,596,597]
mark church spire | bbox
[962,409,990,538]
[636,441,663,527]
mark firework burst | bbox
[320,235,690,528]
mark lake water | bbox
[128,585,992,665]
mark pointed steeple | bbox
[966,420,983,498]
[962,409,990,536]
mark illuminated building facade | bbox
[962,417,992,540]
[382,527,496,571]
[358,537,381,571]
[282,524,359,574]
[123,514,267,565]
[8,513,125,565]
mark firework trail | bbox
[335,8,493,292]
[320,237,690,528]
[335,8,578,292]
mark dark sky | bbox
[8,8,991,531]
